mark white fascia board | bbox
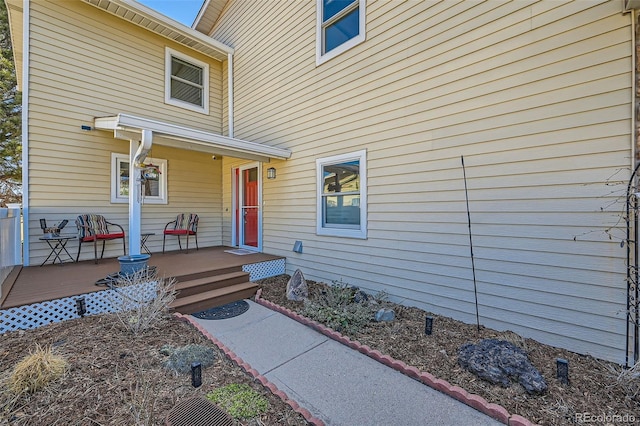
[94,113,291,161]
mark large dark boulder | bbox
[458,338,547,394]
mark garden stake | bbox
[461,155,480,332]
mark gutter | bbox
[228,53,234,138]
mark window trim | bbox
[316,0,366,66]
[316,149,367,239]
[164,47,209,114]
[111,153,168,204]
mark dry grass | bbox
[8,344,67,395]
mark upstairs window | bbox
[316,0,366,65]
[316,150,367,239]
[165,48,209,114]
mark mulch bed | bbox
[0,313,309,425]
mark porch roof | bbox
[94,113,291,162]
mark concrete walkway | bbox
[191,300,503,426]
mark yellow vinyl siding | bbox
[26,0,224,263]
[213,0,632,362]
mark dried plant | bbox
[606,359,640,400]
[8,344,67,395]
[108,268,177,335]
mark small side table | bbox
[39,234,77,266]
[141,232,155,255]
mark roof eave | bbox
[81,0,233,61]
[94,114,291,162]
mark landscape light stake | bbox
[75,297,86,317]
[556,358,569,384]
[461,155,481,332]
[425,316,434,335]
[191,362,202,388]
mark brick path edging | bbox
[254,289,540,426]
[173,312,325,426]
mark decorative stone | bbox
[458,339,547,395]
[352,288,369,304]
[286,269,308,301]
[375,308,395,322]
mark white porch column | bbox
[129,129,153,255]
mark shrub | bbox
[108,268,177,335]
[301,279,375,334]
[607,360,640,401]
[206,383,269,420]
[161,344,216,374]
[9,345,67,395]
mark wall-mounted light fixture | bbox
[267,167,276,179]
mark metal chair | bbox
[75,214,126,263]
[162,213,199,253]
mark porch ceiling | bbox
[94,113,292,162]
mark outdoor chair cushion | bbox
[163,213,199,253]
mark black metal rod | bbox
[627,191,640,365]
[461,155,480,332]
[625,161,640,368]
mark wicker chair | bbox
[75,214,126,263]
[162,213,199,253]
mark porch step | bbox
[174,271,251,298]
[170,281,259,315]
[172,266,244,283]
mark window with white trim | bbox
[316,150,367,238]
[111,153,168,204]
[316,0,366,65]
[165,48,209,114]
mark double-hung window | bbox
[316,150,367,239]
[165,48,209,114]
[316,0,366,65]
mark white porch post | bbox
[129,129,153,256]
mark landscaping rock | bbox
[286,269,308,301]
[375,308,395,322]
[458,339,547,395]
[352,288,369,304]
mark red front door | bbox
[241,167,258,248]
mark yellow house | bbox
[6,0,640,364]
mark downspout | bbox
[128,129,152,256]
[228,53,234,138]
[20,0,30,266]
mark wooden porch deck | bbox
[1,247,284,309]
